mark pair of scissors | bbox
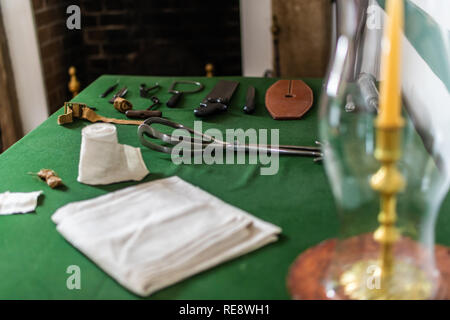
[137,117,323,161]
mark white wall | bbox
[1,0,48,133]
[240,0,273,76]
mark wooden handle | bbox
[97,116,143,125]
[125,110,163,119]
[166,92,183,108]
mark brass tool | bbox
[57,102,143,126]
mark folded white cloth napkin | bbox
[52,176,281,296]
[77,123,149,185]
[0,191,43,215]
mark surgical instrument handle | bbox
[167,92,183,108]
[126,110,162,119]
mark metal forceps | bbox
[167,80,204,108]
[137,117,323,161]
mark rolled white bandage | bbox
[77,123,149,185]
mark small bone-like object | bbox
[37,169,63,189]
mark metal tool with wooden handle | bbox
[167,80,204,108]
[125,110,162,119]
[243,86,256,114]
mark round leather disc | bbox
[265,80,314,120]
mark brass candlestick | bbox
[338,0,433,300]
[370,120,405,282]
[285,0,449,302]
[339,119,433,300]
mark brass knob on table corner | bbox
[68,66,80,97]
[205,63,214,77]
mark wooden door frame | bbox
[0,4,22,151]
[271,0,332,77]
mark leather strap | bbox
[202,80,239,104]
[57,102,143,126]
[194,80,239,117]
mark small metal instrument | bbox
[138,117,323,161]
[100,80,119,98]
[167,80,204,108]
[243,86,256,114]
[146,96,160,110]
[357,72,379,112]
[140,83,160,98]
[344,73,379,113]
[109,87,128,103]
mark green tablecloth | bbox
[1,75,449,299]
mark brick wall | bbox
[81,0,242,83]
[32,0,84,114]
[32,0,241,112]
